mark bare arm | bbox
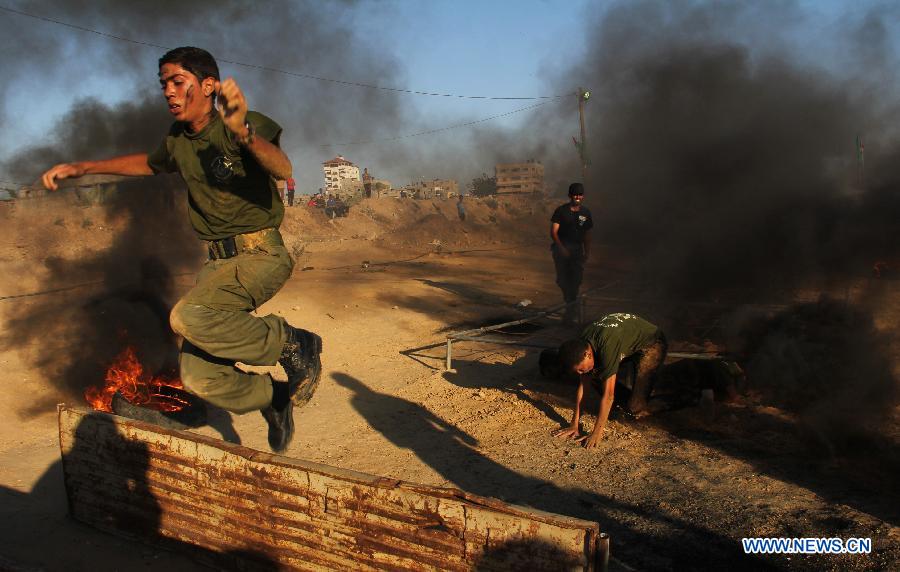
[550,222,570,257]
[241,132,292,180]
[582,229,592,260]
[578,373,616,449]
[553,375,589,439]
[217,78,292,180]
[42,153,152,191]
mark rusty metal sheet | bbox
[58,405,604,570]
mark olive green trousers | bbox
[170,233,293,414]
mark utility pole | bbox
[576,87,590,186]
[856,134,865,188]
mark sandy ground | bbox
[0,193,898,571]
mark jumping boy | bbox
[41,47,321,453]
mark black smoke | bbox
[540,1,900,444]
[1,98,198,416]
[0,0,414,413]
[538,0,900,299]
[739,298,897,453]
[0,0,409,190]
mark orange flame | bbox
[85,346,187,413]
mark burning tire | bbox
[111,386,207,430]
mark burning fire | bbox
[85,346,188,413]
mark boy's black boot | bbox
[279,326,323,406]
[261,399,294,453]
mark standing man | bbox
[456,194,466,221]
[41,47,322,453]
[553,313,667,448]
[550,182,592,324]
[286,177,296,207]
[363,168,373,199]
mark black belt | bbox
[208,236,239,260]
[207,228,281,260]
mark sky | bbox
[0,0,897,194]
[0,0,593,192]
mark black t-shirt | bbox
[551,203,593,245]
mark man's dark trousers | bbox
[552,242,584,306]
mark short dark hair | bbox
[159,47,220,82]
[568,182,585,196]
[539,348,560,378]
[558,338,591,371]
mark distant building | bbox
[398,179,459,200]
[322,155,361,194]
[495,160,544,194]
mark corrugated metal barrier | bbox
[58,405,606,571]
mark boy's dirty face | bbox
[158,63,213,123]
[572,349,594,375]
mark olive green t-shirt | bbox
[580,313,661,382]
[147,111,284,240]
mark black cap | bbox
[568,182,585,196]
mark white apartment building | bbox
[322,156,361,194]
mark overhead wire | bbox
[319,100,553,148]
[0,177,135,194]
[0,178,35,192]
[0,96,560,185]
[0,179,25,189]
[0,4,567,158]
[0,3,568,189]
[0,4,573,101]
[0,244,537,300]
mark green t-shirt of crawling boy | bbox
[147,111,284,241]
[580,313,661,382]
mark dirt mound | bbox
[1,191,558,274]
[281,195,556,252]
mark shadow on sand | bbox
[332,371,770,571]
[446,352,900,566]
[0,413,275,571]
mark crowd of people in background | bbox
[281,183,471,222]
